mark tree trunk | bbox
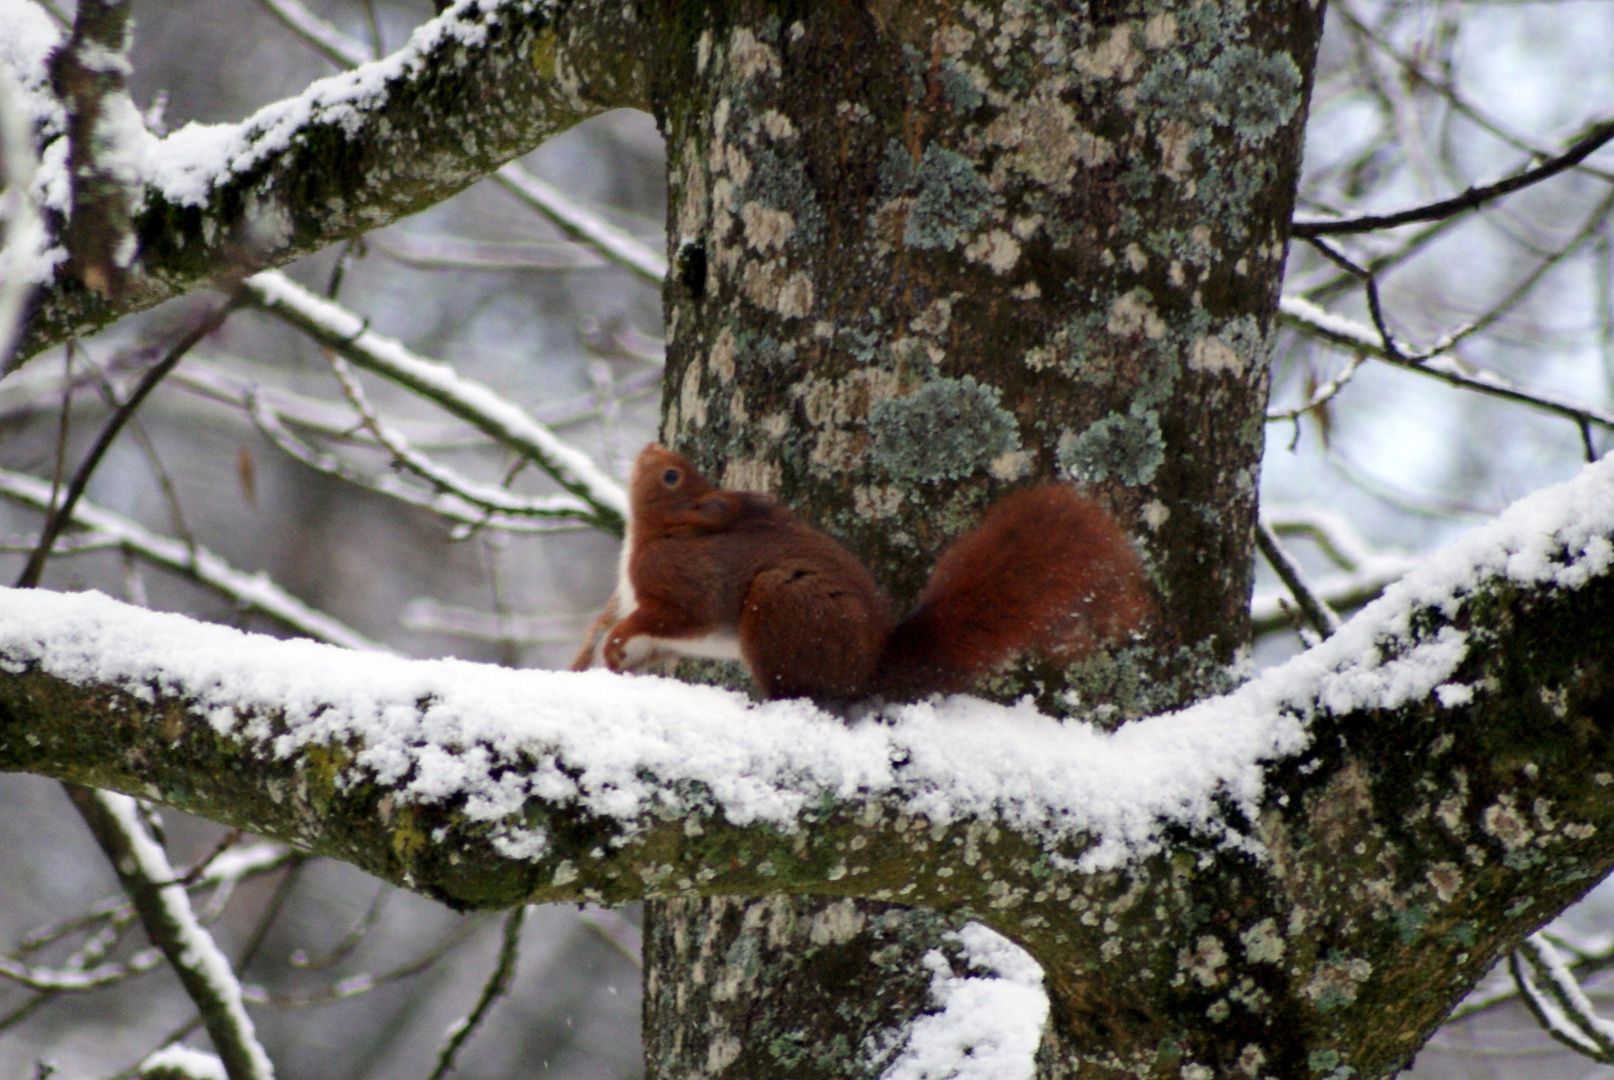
[641,0,1323,1075]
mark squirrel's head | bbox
[629,443,722,523]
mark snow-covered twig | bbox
[243,271,627,531]
[1266,354,1365,422]
[426,907,525,1080]
[1250,509,1419,635]
[324,354,590,521]
[1280,294,1614,431]
[1511,933,1614,1062]
[0,467,385,651]
[252,0,370,69]
[244,397,585,535]
[67,789,276,1080]
[15,297,240,589]
[495,164,668,287]
[0,945,163,991]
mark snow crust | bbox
[0,455,1610,872]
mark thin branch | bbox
[0,946,163,991]
[1254,521,1341,638]
[0,467,386,650]
[289,883,390,970]
[425,907,525,1080]
[495,164,668,286]
[370,232,609,273]
[246,915,490,1009]
[66,789,275,1080]
[244,394,586,535]
[576,907,642,970]
[324,354,593,520]
[1279,294,1614,431]
[14,296,240,589]
[1266,354,1366,422]
[1294,116,1614,237]
[242,270,626,531]
[251,0,368,69]
[1511,934,1614,1062]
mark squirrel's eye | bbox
[662,468,681,486]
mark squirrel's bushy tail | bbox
[873,486,1149,700]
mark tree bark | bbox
[642,0,1322,1075]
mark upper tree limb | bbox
[7,0,650,367]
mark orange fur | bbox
[573,444,1150,703]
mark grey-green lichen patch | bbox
[744,148,825,246]
[1137,46,1301,148]
[869,375,1020,484]
[903,146,995,250]
[1058,409,1165,487]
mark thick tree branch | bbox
[2,457,1613,1074]
[12,0,651,366]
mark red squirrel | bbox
[571,443,1150,703]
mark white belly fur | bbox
[611,522,744,668]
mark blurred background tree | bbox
[1,0,1612,1078]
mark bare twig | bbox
[289,883,390,970]
[1255,521,1341,639]
[1279,295,1614,432]
[0,467,387,650]
[1294,117,1614,238]
[14,297,240,589]
[246,915,490,1009]
[495,164,668,286]
[425,908,525,1080]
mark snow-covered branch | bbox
[1277,295,1614,431]
[67,788,275,1080]
[0,466,384,650]
[1,454,1612,1006]
[10,0,653,365]
[242,270,627,531]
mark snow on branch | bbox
[1278,295,1614,432]
[242,269,627,530]
[0,455,1611,917]
[0,466,385,650]
[10,0,652,364]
